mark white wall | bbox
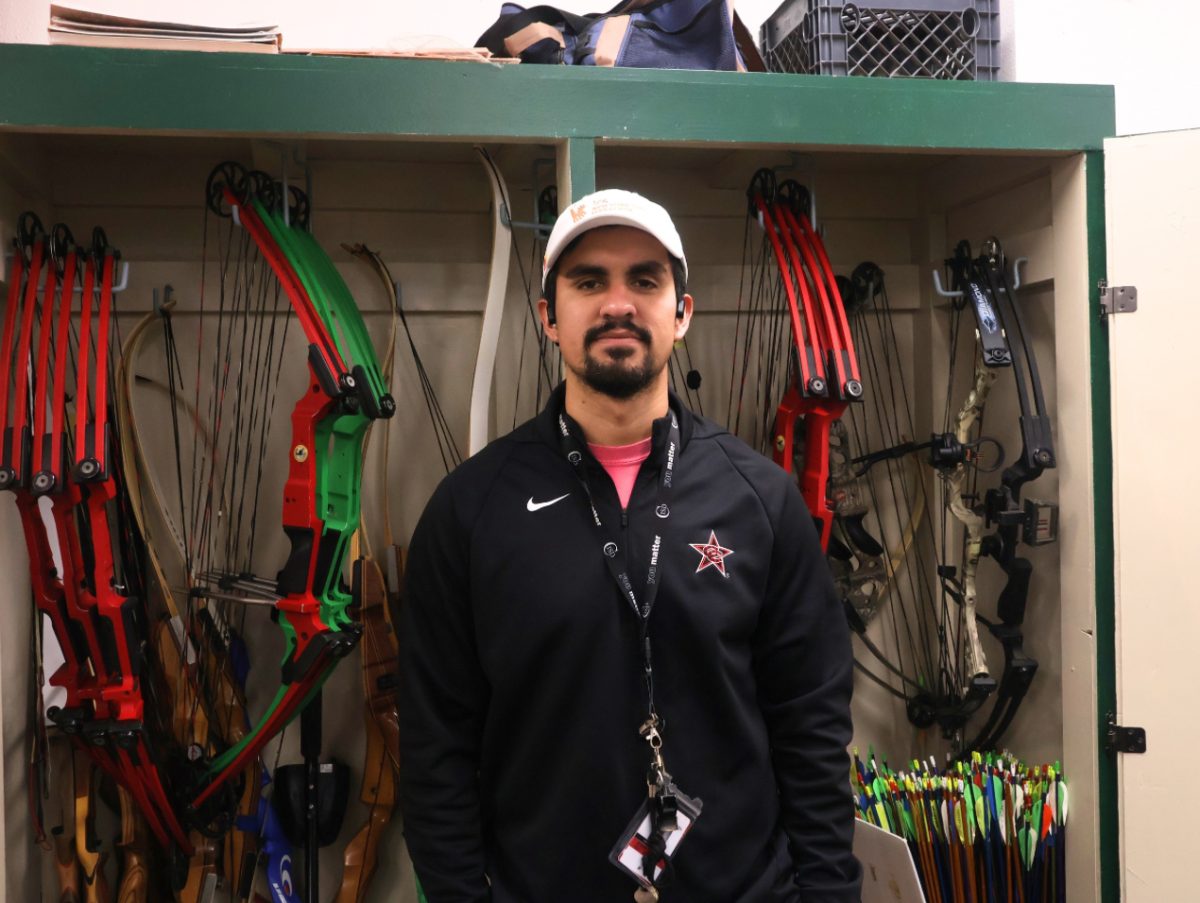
[6,0,1195,135]
[1000,0,1200,135]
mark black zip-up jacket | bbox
[399,387,861,902]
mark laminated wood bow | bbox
[336,246,404,903]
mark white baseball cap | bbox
[541,188,688,291]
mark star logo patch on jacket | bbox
[689,530,733,577]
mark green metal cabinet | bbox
[0,44,1119,902]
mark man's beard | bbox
[576,318,661,400]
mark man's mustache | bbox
[584,318,653,348]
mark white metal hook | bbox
[932,256,1027,299]
[88,259,129,294]
[3,252,130,294]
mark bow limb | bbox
[336,557,399,903]
[115,786,150,903]
[348,243,461,477]
[115,299,195,579]
[45,731,81,903]
[0,228,43,489]
[73,748,110,903]
[751,189,824,395]
[470,146,514,456]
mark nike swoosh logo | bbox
[527,493,571,512]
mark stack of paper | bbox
[49,3,280,54]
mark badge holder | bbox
[609,783,702,890]
[608,717,703,895]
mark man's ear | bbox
[674,293,694,341]
[537,297,559,344]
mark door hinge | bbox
[1099,280,1138,318]
[1105,712,1147,754]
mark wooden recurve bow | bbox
[115,787,150,903]
[73,748,109,903]
[336,551,401,903]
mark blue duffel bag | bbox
[475,0,760,71]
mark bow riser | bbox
[15,494,87,694]
[771,388,848,550]
[942,360,1000,697]
[193,368,362,811]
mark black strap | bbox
[556,408,679,725]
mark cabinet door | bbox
[1105,128,1200,901]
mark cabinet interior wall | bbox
[0,133,1098,900]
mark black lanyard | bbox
[556,409,679,726]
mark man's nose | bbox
[599,283,638,319]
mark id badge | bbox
[608,784,703,889]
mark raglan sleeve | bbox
[398,476,492,902]
[751,475,863,900]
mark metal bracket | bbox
[499,201,551,236]
[1099,281,1137,317]
[1105,712,1147,754]
[932,256,1028,299]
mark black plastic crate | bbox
[761,0,999,80]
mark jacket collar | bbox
[533,382,695,462]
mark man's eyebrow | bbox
[627,260,668,279]
[561,260,668,280]
[562,263,608,280]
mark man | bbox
[399,189,861,902]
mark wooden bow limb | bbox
[357,555,400,771]
[46,731,82,903]
[193,616,263,903]
[335,716,396,903]
[151,619,220,903]
[73,748,110,903]
[115,787,149,903]
[53,831,82,903]
[337,551,401,902]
